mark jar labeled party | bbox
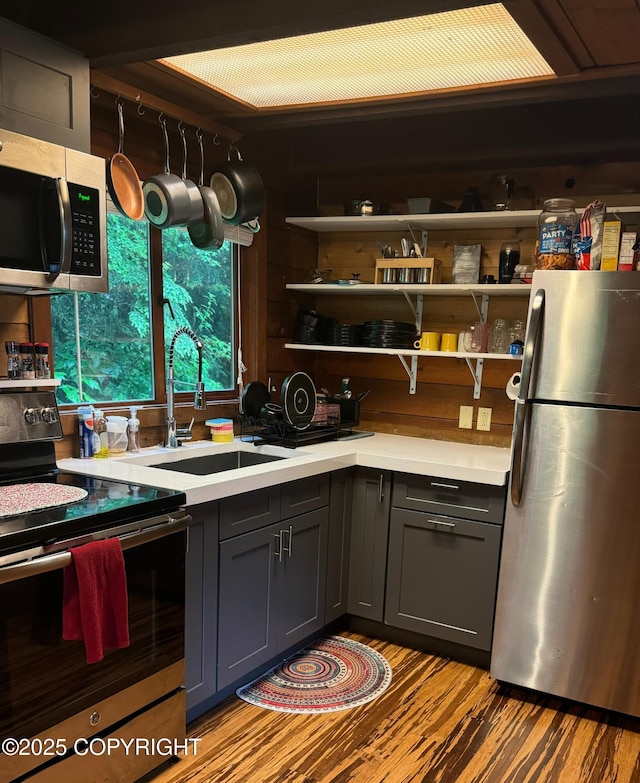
[536,198,578,269]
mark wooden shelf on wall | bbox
[285,206,640,233]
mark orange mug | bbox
[440,333,459,352]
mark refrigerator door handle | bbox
[511,288,545,506]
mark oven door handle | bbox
[0,514,190,585]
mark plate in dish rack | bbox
[281,372,316,430]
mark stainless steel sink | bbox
[147,450,286,475]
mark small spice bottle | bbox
[19,342,35,380]
[5,341,21,380]
[34,342,51,379]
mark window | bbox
[161,227,235,391]
[51,212,153,405]
[50,212,236,406]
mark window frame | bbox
[34,219,246,414]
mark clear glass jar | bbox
[536,198,578,269]
[488,318,511,354]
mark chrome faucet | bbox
[166,326,206,448]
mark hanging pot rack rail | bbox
[90,71,242,144]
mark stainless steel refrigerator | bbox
[491,270,640,717]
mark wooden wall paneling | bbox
[364,409,513,446]
[240,211,268,383]
[0,295,30,356]
[556,0,640,66]
[314,163,640,216]
[314,351,519,389]
[316,229,538,284]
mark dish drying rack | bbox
[238,398,361,449]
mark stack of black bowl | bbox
[327,323,365,347]
[363,320,417,349]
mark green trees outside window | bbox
[162,226,234,392]
[51,211,234,405]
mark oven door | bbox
[0,513,187,780]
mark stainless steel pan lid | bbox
[281,372,316,430]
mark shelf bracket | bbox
[470,292,490,322]
[464,356,485,399]
[398,354,419,394]
[402,292,423,332]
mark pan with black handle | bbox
[209,145,265,227]
[142,115,193,229]
[188,129,225,250]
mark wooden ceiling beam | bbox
[90,70,243,143]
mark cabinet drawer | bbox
[280,474,330,520]
[219,486,280,540]
[392,472,506,524]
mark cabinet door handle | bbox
[430,481,459,491]
[428,519,456,528]
[273,531,282,562]
[379,474,384,503]
[282,525,293,558]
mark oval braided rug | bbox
[236,635,392,713]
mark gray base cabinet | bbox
[347,467,392,621]
[326,469,353,623]
[385,472,506,651]
[385,507,502,650]
[184,502,218,712]
[276,509,328,649]
[217,476,330,691]
[217,520,279,689]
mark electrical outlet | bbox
[458,405,473,429]
[477,407,492,431]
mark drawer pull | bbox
[430,481,460,491]
[273,531,282,562]
[283,525,293,558]
[428,519,456,528]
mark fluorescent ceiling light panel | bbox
[162,3,555,108]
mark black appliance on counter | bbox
[0,391,190,783]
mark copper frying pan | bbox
[106,100,144,221]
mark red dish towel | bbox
[62,538,130,664]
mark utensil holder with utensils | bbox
[374,258,441,284]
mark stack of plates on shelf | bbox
[328,323,365,347]
[363,320,416,349]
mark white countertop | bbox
[59,433,512,506]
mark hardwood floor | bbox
[150,632,640,783]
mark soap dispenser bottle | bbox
[127,406,141,452]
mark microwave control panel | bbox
[69,183,101,275]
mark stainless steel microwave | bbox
[0,127,107,294]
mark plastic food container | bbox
[106,415,129,454]
[206,418,234,442]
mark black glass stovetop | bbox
[0,469,186,556]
